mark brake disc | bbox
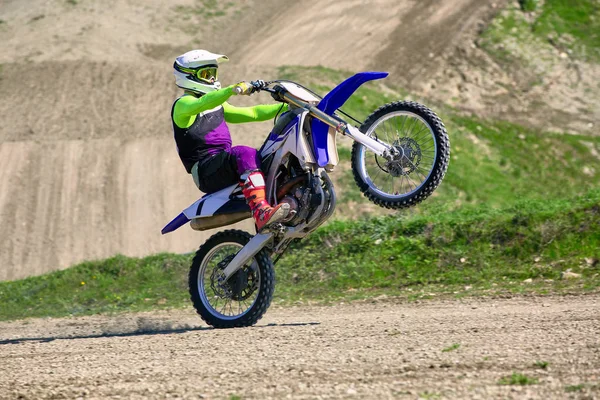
[385,137,422,177]
[210,255,258,301]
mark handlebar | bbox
[262,82,348,134]
[240,81,350,137]
[249,80,391,157]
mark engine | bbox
[276,176,312,226]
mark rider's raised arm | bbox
[223,102,288,124]
[172,86,236,127]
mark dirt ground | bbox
[1,295,598,399]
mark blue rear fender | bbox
[161,193,209,234]
[161,184,248,234]
[161,212,190,235]
[311,72,388,167]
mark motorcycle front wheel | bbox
[189,229,275,328]
[351,101,450,209]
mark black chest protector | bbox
[171,103,227,173]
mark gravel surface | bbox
[1,295,599,399]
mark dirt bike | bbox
[162,72,450,328]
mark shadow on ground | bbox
[0,321,320,345]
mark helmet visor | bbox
[196,67,218,83]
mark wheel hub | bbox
[385,137,422,177]
[210,255,258,301]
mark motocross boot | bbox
[241,170,290,232]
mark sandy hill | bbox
[0,0,554,281]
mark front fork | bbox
[344,125,390,157]
[220,232,274,284]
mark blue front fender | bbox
[311,71,389,167]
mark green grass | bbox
[434,116,600,208]
[565,384,586,392]
[498,373,539,385]
[535,0,600,61]
[173,0,233,21]
[1,190,598,321]
[275,190,600,301]
[519,0,538,12]
[0,254,193,320]
[417,392,441,400]
[481,0,600,62]
[534,360,549,369]
[442,343,461,352]
[480,8,535,65]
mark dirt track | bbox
[1,295,598,399]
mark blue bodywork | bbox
[161,212,189,234]
[311,72,388,167]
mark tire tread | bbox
[188,229,275,329]
[350,101,450,210]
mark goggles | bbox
[196,66,218,83]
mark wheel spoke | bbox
[373,164,382,181]
[420,130,434,139]
[407,174,417,191]
[414,167,427,184]
[419,144,436,151]
[405,117,418,137]
[382,118,392,144]
[416,166,430,181]
[410,125,429,140]
[397,115,407,137]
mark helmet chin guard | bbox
[173,50,229,94]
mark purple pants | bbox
[204,120,259,175]
[196,145,261,193]
[229,145,260,175]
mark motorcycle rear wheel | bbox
[351,101,450,209]
[189,229,275,328]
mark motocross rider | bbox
[171,49,290,231]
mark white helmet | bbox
[173,50,229,94]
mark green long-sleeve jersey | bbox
[172,85,286,128]
[171,85,287,173]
